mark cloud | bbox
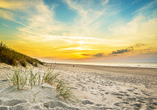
[0,8,33,29]
[0,1,46,33]
[82,54,90,56]
[65,0,106,37]
[133,43,146,47]
[102,0,109,5]
[82,53,105,58]
[0,0,66,42]
[0,0,35,10]
[109,14,157,43]
[15,0,70,41]
[112,48,132,54]
[109,0,157,44]
[131,0,140,5]
[93,53,104,57]
[0,9,14,20]
[2,23,9,27]
[134,0,157,14]
[111,43,146,55]
[0,0,119,43]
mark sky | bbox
[0,0,157,63]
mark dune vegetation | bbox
[6,67,76,102]
[0,41,44,67]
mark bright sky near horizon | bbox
[0,0,157,63]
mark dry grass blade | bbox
[31,91,41,102]
[38,74,41,85]
[42,66,60,85]
[56,78,78,102]
[29,70,38,89]
[7,69,27,89]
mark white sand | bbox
[0,63,157,110]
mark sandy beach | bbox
[0,63,157,110]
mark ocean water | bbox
[76,62,157,68]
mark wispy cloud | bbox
[65,0,106,36]
[134,0,157,14]
[0,8,35,30]
[2,23,9,27]
[15,1,69,41]
[93,53,104,57]
[0,0,36,10]
[0,0,64,41]
[102,0,109,5]
[131,43,146,48]
[0,0,118,42]
[131,0,140,5]
[109,15,157,43]
[0,9,14,20]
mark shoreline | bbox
[46,63,157,75]
[45,62,157,69]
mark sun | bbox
[77,41,84,45]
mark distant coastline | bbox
[45,62,157,69]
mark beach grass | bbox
[42,67,77,101]
[55,78,78,102]
[29,70,38,89]
[42,66,60,85]
[6,67,76,101]
[56,78,72,100]
[0,41,44,67]
[31,91,41,102]
[7,69,28,89]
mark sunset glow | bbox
[0,0,157,63]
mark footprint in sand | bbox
[44,101,79,110]
[3,99,27,106]
[111,92,124,96]
[81,99,94,105]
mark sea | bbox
[73,62,157,68]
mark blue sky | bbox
[0,0,157,63]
